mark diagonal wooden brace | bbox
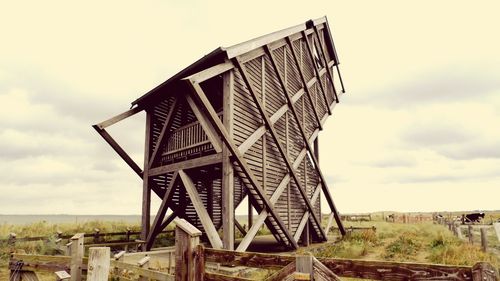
[183,78,298,249]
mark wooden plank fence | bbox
[8,219,499,280]
[439,219,500,253]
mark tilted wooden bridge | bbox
[93,16,346,252]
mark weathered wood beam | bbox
[146,171,178,250]
[95,106,142,129]
[148,153,222,177]
[185,94,223,153]
[222,70,235,250]
[159,210,178,233]
[92,126,143,177]
[301,31,332,115]
[234,219,247,236]
[178,170,223,249]
[141,111,153,250]
[259,48,327,240]
[183,78,298,250]
[148,98,178,168]
[285,37,323,129]
[187,61,234,84]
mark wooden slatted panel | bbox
[314,83,327,121]
[299,38,315,83]
[284,44,302,98]
[263,55,286,118]
[240,59,264,188]
[321,73,334,107]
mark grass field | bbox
[1,213,499,280]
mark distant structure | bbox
[94,17,346,251]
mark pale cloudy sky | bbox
[0,1,498,215]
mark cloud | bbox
[366,156,416,168]
[439,141,500,160]
[401,124,473,146]
[354,67,500,108]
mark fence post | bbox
[195,245,205,281]
[472,262,499,281]
[493,223,500,243]
[93,229,100,244]
[480,228,488,252]
[8,233,16,253]
[87,247,110,281]
[70,233,84,281]
[174,218,202,281]
[468,225,474,244]
[296,254,313,280]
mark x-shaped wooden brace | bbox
[183,77,299,250]
[264,40,346,236]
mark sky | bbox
[0,1,499,215]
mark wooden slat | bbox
[187,61,234,83]
[95,106,142,129]
[311,27,339,103]
[179,170,223,249]
[111,260,174,281]
[265,262,296,281]
[184,78,298,250]
[148,153,222,177]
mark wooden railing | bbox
[163,112,223,160]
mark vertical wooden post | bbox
[93,229,100,244]
[195,245,205,281]
[468,225,474,244]
[480,228,488,252]
[222,69,235,250]
[493,223,500,243]
[141,111,152,250]
[296,254,313,280]
[87,247,110,281]
[472,262,499,281]
[8,233,16,253]
[70,233,84,281]
[175,218,202,281]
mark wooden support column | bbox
[87,247,110,281]
[222,69,235,250]
[175,219,202,281]
[141,111,152,250]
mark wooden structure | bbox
[93,17,346,251]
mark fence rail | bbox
[7,219,499,281]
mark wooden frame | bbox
[94,17,346,251]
